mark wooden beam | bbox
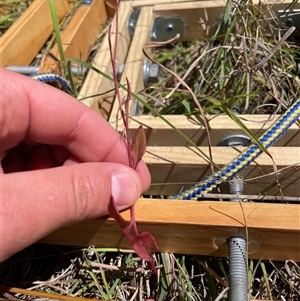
[0,0,72,67]
[41,200,300,261]
[39,0,108,73]
[78,1,132,119]
[132,0,201,7]
[104,1,300,199]
[117,114,300,147]
[144,146,300,196]
[153,0,300,41]
[109,6,153,124]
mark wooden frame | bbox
[78,1,133,119]
[42,0,300,261]
[1,0,109,76]
[103,0,300,197]
[5,0,295,259]
[39,0,108,73]
[0,0,72,67]
[42,200,300,261]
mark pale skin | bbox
[0,68,151,261]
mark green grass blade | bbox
[48,0,66,74]
[71,58,221,170]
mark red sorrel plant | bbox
[107,0,158,274]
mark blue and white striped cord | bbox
[30,72,73,95]
[172,98,300,200]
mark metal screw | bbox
[143,59,159,87]
[116,61,159,87]
[5,65,86,75]
[228,176,244,202]
[166,23,173,31]
[227,177,248,300]
[148,64,159,84]
[227,236,248,301]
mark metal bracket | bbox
[277,9,300,34]
[217,135,252,147]
[128,9,140,39]
[218,9,300,36]
[151,17,184,41]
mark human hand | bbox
[0,68,151,261]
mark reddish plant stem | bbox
[108,0,133,167]
[130,206,139,237]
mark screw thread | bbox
[228,236,248,301]
[229,176,244,201]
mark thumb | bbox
[1,162,142,261]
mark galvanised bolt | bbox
[143,59,159,87]
[148,64,159,85]
[227,176,248,300]
[228,176,244,202]
[5,65,86,75]
[227,236,248,301]
[117,61,159,87]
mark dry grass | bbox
[143,0,300,117]
[1,245,299,300]
[0,0,34,36]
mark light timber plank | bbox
[119,114,300,147]
[132,0,203,7]
[40,0,108,73]
[0,0,72,67]
[109,6,153,125]
[153,0,300,41]
[144,146,300,196]
[41,200,300,261]
[78,1,132,119]
[111,0,300,200]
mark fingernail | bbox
[111,168,138,207]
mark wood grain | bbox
[104,0,300,199]
[40,0,107,73]
[118,114,300,147]
[78,1,132,119]
[0,0,72,67]
[41,200,300,261]
[109,6,153,125]
[38,0,300,266]
[145,146,300,196]
[153,0,300,41]
[132,0,202,7]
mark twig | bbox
[143,35,217,173]
[251,26,296,72]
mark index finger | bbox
[1,68,128,164]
